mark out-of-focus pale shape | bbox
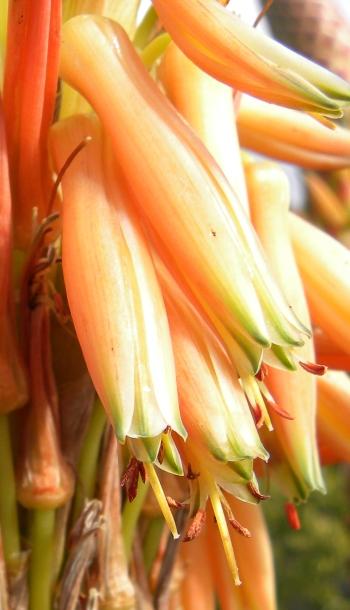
[152,0,350,117]
[317,371,350,464]
[290,212,350,357]
[237,95,350,170]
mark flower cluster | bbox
[0,1,350,609]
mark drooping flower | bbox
[246,161,325,499]
[158,41,249,211]
[152,0,350,117]
[289,211,350,359]
[50,114,185,451]
[0,97,28,414]
[161,263,268,465]
[317,371,350,465]
[237,95,350,170]
[3,0,61,248]
[59,15,309,355]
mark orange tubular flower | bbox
[60,16,309,354]
[152,0,350,117]
[237,95,350,170]
[163,276,267,465]
[0,97,27,414]
[289,212,350,359]
[3,0,61,249]
[63,0,140,35]
[158,42,249,212]
[305,172,349,232]
[17,304,73,510]
[317,371,350,465]
[246,162,324,499]
[49,114,185,449]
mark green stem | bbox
[29,509,56,610]
[121,479,149,562]
[134,6,158,50]
[143,516,164,574]
[140,33,171,70]
[72,398,106,523]
[0,414,20,569]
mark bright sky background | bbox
[139,0,350,22]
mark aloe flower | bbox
[237,95,350,170]
[60,15,309,356]
[60,0,141,119]
[0,97,27,414]
[162,268,268,465]
[247,161,324,499]
[289,212,350,360]
[152,0,350,117]
[317,371,350,465]
[50,114,185,451]
[16,305,74,510]
[3,0,61,248]
[305,172,349,231]
[158,41,249,211]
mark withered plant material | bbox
[57,500,103,610]
[98,430,135,610]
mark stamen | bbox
[183,509,206,542]
[187,464,200,480]
[166,496,186,510]
[143,463,179,539]
[47,136,92,215]
[253,0,274,28]
[209,481,241,586]
[121,457,146,502]
[255,363,268,382]
[157,441,165,464]
[220,494,251,538]
[300,361,327,376]
[248,481,270,502]
[285,502,301,530]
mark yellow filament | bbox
[144,463,179,539]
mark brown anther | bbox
[157,441,165,465]
[253,0,274,27]
[265,397,294,421]
[252,404,264,428]
[229,517,251,538]
[255,363,268,382]
[285,502,301,531]
[248,481,270,502]
[186,464,200,480]
[163,426,171,434]
[183,509,206,542]
[121,458,146,502]
[166,496,186,509]
[300,361,327,376]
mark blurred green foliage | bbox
[264,465,350,610]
